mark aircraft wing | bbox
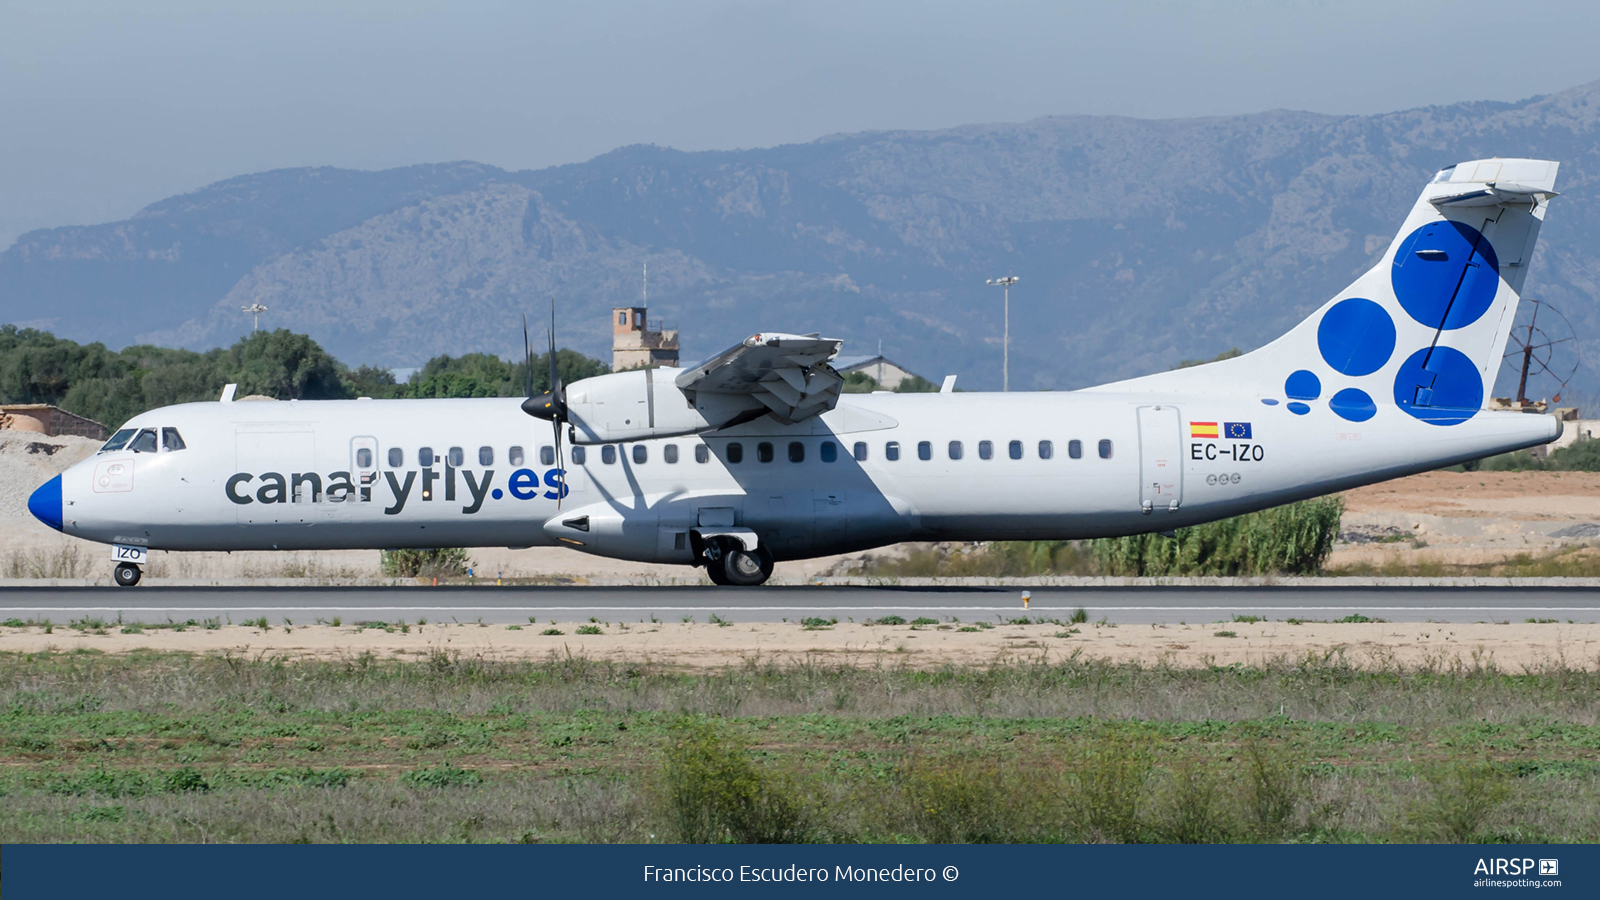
[674,332,844,425]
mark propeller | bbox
[521,300,568,507]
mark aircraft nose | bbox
[28,475,63,532]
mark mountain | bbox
[6,82,1600,397]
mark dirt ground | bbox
[1330,470,1600,568]
[5,620,1597,671]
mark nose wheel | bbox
[114,563,142,587]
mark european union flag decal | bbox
[1224,422,1253,440]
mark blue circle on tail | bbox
[1329,388,1377,422]
[1392,346,1481,425]
[1391,221,1499,330]
[1285,370,1321,400]
[1318,298,1395,376]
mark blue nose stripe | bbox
[28,475,63,532]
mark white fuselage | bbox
[56,389,1558,564]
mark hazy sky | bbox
[4,0,1599,248]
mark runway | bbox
[3,585,1600,624]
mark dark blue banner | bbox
[4,844,1593,899]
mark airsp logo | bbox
[1540,859,1559,877]
[1473,858,1545,876]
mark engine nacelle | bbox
[564,368,764,444]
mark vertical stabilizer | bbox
[1090,159,1559,428]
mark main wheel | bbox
[719,545,774,587]
[114,563,142,587]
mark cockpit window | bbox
[100,429,136,452]
[128,429,158,453]
[1431,165,1457,184]
[161,428,186,451]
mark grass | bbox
[2,649,1600,843]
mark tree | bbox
[226,329,349,400]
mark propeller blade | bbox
[553,420,566,510]
[522,314,533,399]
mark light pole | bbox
[241,303,268,332]
[986,274,1019,391]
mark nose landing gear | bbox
[114,563,143,587]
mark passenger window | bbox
[917,441,931,461]
[602,445,617,464]
[479,446,493,466]
[161,428,186,451]
[100,428,136,452]
[388,447,404,467]
[1068,440,1082,459]
[128,429,157,453]
[694,444,709,463]
[540,446,555,466]
[1099,439,1113,459]
[948,441,963,460]
[1009,440,1023,460]
[633,445,648,464]
[788,442,804,463]
[1039,440,1053,460]
[820,441,837,463]
[448,447,464,467]
[571,446,586,465]
[664,444,679,464]
[510,446,525,466]
[757,442,774,463]
[853,442,868,461]
[885,441,900,461]
[419,447,435,467]
[357,448,373,468]
[727,443,744,464]
[978,440,992,460]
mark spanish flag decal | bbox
[1189,421,1219,439]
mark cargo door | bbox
[1137,406,1182,514]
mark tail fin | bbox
[1094,158,1560,425]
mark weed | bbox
[1231,615,1263,624]
[800,617,837,630]
[1070,607,1089,624]
[1157,758,1234,843]
[401,764,483,789]
[1404,759,1511,843]
[708,614,732,628]
[1240,740,1305,840]
[867,615,907,626]
[1213,631,1238,638]
[541,628,565,636]
[1071,729,1152,843]
[911,617,939,626]
[329,616,341,628]
[576,625,603,635]
[656,719,812,843]
[506,625,523,631]
[119,625,143,635]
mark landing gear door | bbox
[1137,406,1182,514]
[351,436,380,504]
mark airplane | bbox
[27,157,1564,588]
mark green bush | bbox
[1071,730,1153,842]
[1240,741,1305,839]
[1093,497,1344,576]
[896,755,1054,843]
[1404,759,1511,842]
[381,548,473,578]
[1157,758,1234,843]
[657,719,812,843]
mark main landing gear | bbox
[114,563,143,587]
[701,537,775,587]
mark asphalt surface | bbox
[2,585,1599,624]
